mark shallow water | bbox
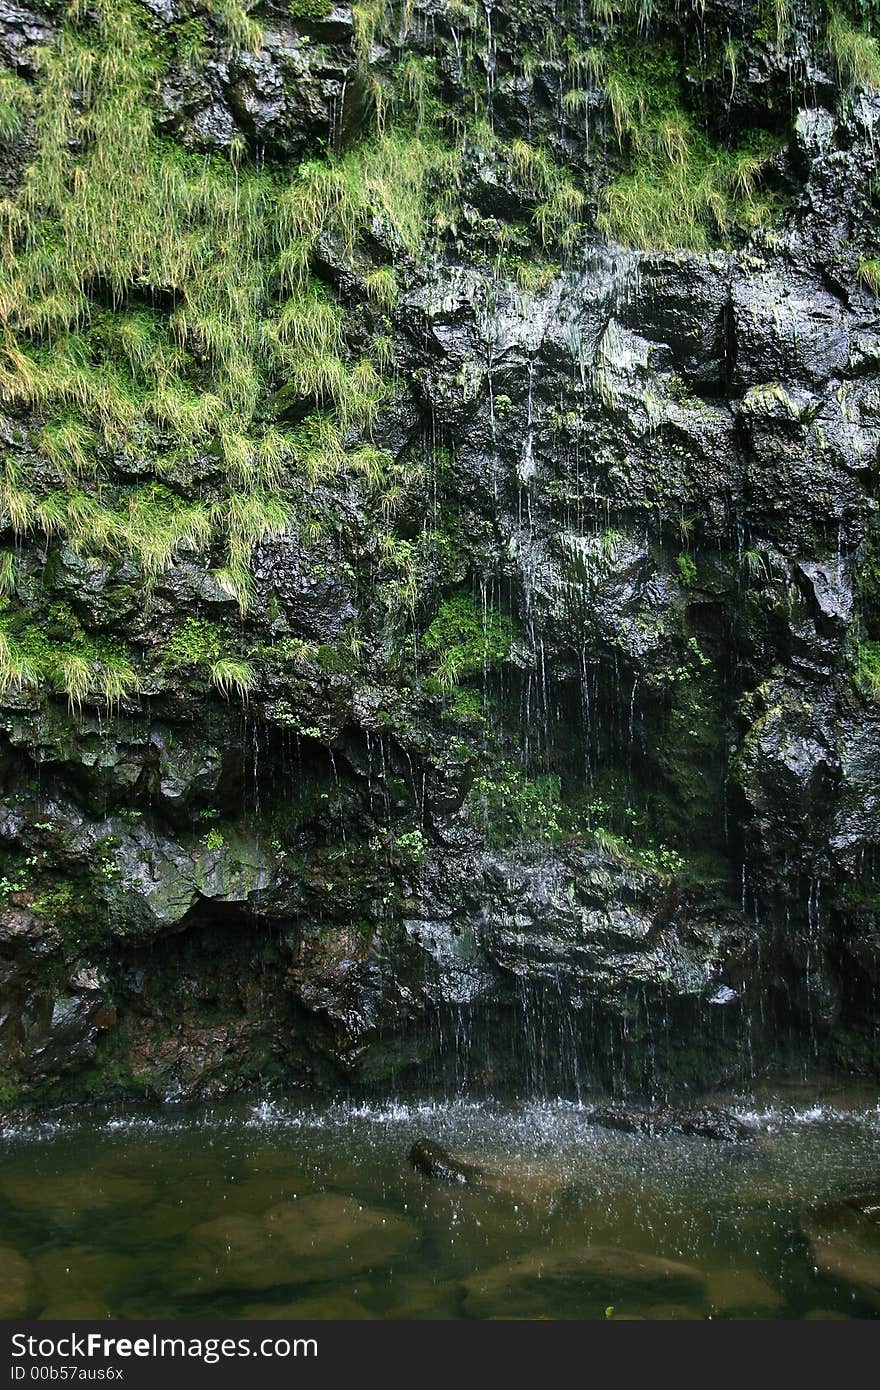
[1,1080,879,1320]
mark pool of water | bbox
[1,1079,879,1320]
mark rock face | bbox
[0,0,879,1106]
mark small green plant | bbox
[0,70,32,141]
[0,552,16,597]
[858,258,880,294]
[511,260,559,294]
[596,50,779,250]
[211,0,263,54]
[201,827,226,850]
[468,768,565,847]
[364,265,398,310]
[722,38,739,98]
[676,552,697,586]
[165,618,225,669]
[288,0,332,16]
[855,640,880,697]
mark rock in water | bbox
[0,1245,34,1319]
[588,1104,753,1143]
[463,1247,706,1319]
[803,1195,880,1309]
[669,1107,755,1144]
[409,1138,483,1184]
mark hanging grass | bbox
[596,48,780,249]
[210,656,256,701]
[827,10,880,89]
[0,0,461,638]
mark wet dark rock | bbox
[588,1104,755,1144]
[409,1138,483,1185]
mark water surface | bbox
[1,1081,879,1319]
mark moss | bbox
[422,589,517,691]
[854,640,880,697]
[448,685,487,724]
[164,618,226,669]
[288,0,334,17]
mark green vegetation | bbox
[210,657,256,701]
[422,590,516,690]
[855,640,880,697]
[858,258,880,293]
[0,0,459,658]
[0,611,138,708]
[467,768,565,847]
[596,48,779,249]
[827,9,880,88]
[0,70,32,140]
[164,617,254,698]
[509,139,586,249]
[288,0,333,17]
[676,552,697,586]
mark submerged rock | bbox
[588,1104,754,1144]
[263,1194,418,1278]
[241,1295,372,1320]
[0,1244,34,1318]
[462,1247,706,1320]
[803,1195,880,1309]
[408,1138,483,1185]
[0,1171,157,1222]
[33,1246,140,1315]
[705,1267,784,1317]
[179,1194,418,1293]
